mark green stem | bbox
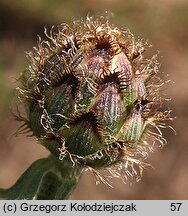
[0,155,83,200]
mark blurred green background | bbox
[0,0,188,199]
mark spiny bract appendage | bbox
[17,16,170,185]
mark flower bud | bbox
[17,16,170,183]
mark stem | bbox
[0,155,83,200]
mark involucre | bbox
[0,16,171,199]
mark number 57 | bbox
[170,203,182,211]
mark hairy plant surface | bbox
[0,16,170,199]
